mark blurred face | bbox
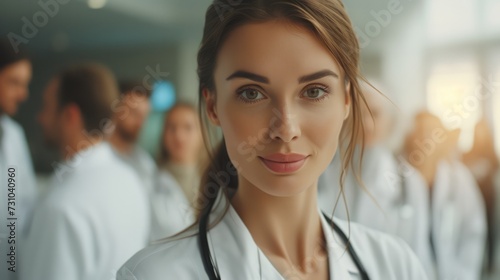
[206,21,350,197]
[0,60,32,116]
[37,78,63,149]
[361,87,392,147]
[404,114,459,162]
[163,107,202,164]
[114,93,151,143]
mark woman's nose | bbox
[268,107,301,143]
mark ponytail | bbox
[195,140,238,220]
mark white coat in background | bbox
[20,142,150,280]
[149,169,195,241]
[0,115,38,280]
[318,146,435,278]
[430,160,487,280]
[117,189,428,280]
[113,145,157,194]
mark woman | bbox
[150,103,204,240]
[118,1,428,279]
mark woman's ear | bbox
[203,88,220,126]
[344,81,351,120]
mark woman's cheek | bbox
[306,108,344,147]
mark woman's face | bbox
[163,107,202,164]
[206,21,350,197]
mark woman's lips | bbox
[258,153,309,174]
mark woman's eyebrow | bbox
[298,70,338,83]
[225,69,339,84]
[226,71,269,83]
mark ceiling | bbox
[0,0,420,53]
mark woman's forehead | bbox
[214,20,344,81]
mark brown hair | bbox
[57,63,118,131]
[118,80,152,99]
[161,0,370,242]
[0,38,29,71]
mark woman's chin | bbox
[254,177,315,198]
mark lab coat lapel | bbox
[207,187,357,279]
[207,197,264,279]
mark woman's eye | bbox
[303,87,328,100]
[238,88,265,102]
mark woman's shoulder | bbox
[117,234,204,280]
[334,219,429,279]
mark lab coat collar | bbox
[208,190,358,279]
[51,141,114,184]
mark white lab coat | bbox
[430,160,487,280]
[114,145,157,194]
[0,115,38,280]
[20,142,150,280]
[318,146,435,278]
[117,189,429,280]
[149,169,195,241]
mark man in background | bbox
[108,80,156,194]
[21,63,150,280]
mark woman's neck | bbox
[231,176,327,275]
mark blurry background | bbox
[0,0,499,175]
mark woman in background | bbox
[150,103,204,240]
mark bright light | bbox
[151,81,176,112]
[426,55,481,152]
[88,0,107,9]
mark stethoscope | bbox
[198,204,370,280]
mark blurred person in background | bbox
[462,117,499,279]
[149,103,203,240]
[21,63,150,280]
[404,111,486,280]
[318,79,434,278]
[0,38,38,280]
[108,80,156,194]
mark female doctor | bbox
[117,0,428,279]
